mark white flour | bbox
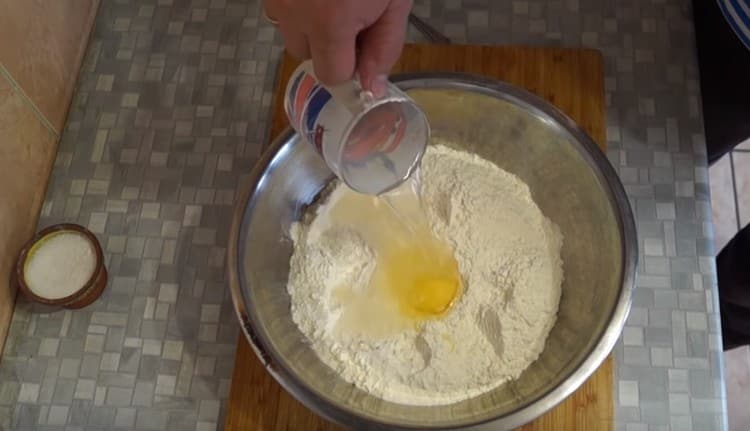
[287,143,564,405]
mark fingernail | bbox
[371,74,388,98]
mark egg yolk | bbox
[328,179,463,339]
[379,239,461,318]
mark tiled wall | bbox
[710,142,750,252]
[0,0,99,356]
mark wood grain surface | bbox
[226,44,611,431]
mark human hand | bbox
[263,0,412,97]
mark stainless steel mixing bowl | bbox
[228,74,637,430]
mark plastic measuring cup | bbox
[284,61,429,195]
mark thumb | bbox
[357,0,411,97]
[309,33,358,86]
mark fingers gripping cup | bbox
[284,61,429,195]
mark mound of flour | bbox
[287,143,564,405]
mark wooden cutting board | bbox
[225,45,612,431]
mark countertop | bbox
[0,0,726,430]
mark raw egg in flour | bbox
[328,179,462,338]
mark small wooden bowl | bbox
[16,223,107,309]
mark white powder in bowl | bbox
[288,143,564,406]
[24,231,97,300]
